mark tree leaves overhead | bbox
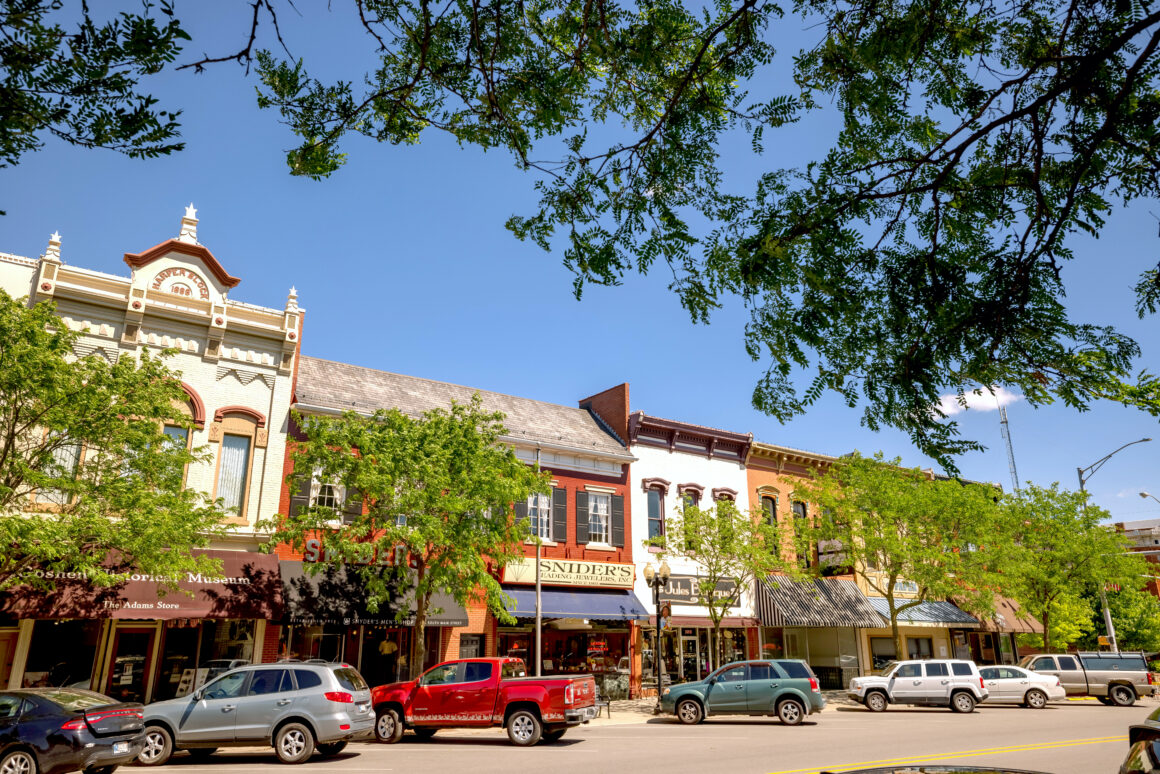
[253,0,1160,470]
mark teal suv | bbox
[659,659,825,726]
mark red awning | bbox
[0,549,282,620]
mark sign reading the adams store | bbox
[503,558,634,588]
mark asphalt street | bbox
[148,699,1151,774]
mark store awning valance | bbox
[0,549,282,620]
[757,576,885,628]
[866,597,980,626]
[281,561,468,627]
[502,586,650,621]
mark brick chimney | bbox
[580,383,630,446]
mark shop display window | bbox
[281,623,359,666]
[22,620,101,689]
[359,627,412,686]
[153,619,256,701]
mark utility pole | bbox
[998,404,1020,493]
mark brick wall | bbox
[445,600,495,661]
[260,623,281,664]
[580,383,630,443]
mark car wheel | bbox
[950,691,976,713]
[1024,689,1048,709]
[138,725,173,767]
[676,698,703,725]
[274,722,315,764]
[776,699,805,726]
[412,728,438,741]
[1097,696,1114,705]
[1110,685,1137,707]
[316,742,347,757]
[0,751,36,774]
[541,729,567,743]
[864,691,888,712]
[506,709,542,746]
[375,708,404,744]
[187,748,218,760]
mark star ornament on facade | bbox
[184,203,197,220]
[49,231,61,242]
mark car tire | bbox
[506,709,543,746]
[950,691,976,713]
[1097,696,1114,705]
[375,708,404,744]
[541,729,567,743]
[187,748,218,760]
[138,725,173,767]
[274,722,315,764]
[776,698,805,726]
[864,691,888,712]
[0,751,36,774]
[1024,689,1048,709]
[316,742,347,757]
[676,698,703,725]
[1110,685,1137,707]
[412,728,438,741]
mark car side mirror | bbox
[1129,725,1160,746]
[708,677,717,685]
[193,689,204,702]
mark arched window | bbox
[210,407,267,524]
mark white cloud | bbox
[935,386,1021,418]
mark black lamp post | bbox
[643,561,671,713]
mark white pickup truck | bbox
[848,659,988,713]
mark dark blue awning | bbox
[502,586,650,621]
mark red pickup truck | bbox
[371,657,597,746]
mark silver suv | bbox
[847,659,988,713]
[138,662,373,765]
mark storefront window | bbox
[999,633,1015,664]
[761,627,785,659]
[154,626,200,700]
[153,619,257,701]
[22,620,100,689]
[870,637,896,670]
[359,627,411,686]
[282,623,356,664]
[907,636,933,660]
[499,627,629,696]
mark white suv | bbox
[847,659,988,713]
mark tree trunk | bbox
[1042,608,1051,651]
[890,609,904,663]
[412,591,428,680]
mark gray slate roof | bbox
[757,577,886,628]
[295,356,630,460]
[866,597,979,626]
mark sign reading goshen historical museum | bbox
[503,558,634,588]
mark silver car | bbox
[979,665,1067,708]
[138,662,374,765]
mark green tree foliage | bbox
[249,0,1160,468]
[0,290,226,589]
[1000,483,1149,650]
[788,453,1002,658]
[651,498,783,671]
[1075,586,1160,653]
[0,1,188,209]
[267,395,549,677]
[1016,594,1094,652]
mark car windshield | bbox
[41,690,115,711]
[879,661,899,677]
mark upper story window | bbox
[163,425,190,449]
[216,434,251,515]
[792,500,811,568]
[588,492,611,544]
[761,495,778,526]
[36,441,81,505]
[528,492,552,540]
[314,483,341,509]
[647,488,664,540]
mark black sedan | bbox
[0,689,144,774]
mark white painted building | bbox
[627,412,756,683]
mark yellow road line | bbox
[765,735,1127,774]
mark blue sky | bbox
[2,3,1158,521]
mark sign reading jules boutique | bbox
[658,575,739,607]
[503,558,634,588]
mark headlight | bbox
[662,688,670,696]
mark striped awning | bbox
[756,576,885,628]
[866,597,980,626]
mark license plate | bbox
[113,742,129,754]
[585,707,596,720]
[357,702,369,713]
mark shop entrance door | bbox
[679,630,699,682]
[105,627,156,703]
[0,631,16,688]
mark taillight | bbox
[61,718,87,731]
[1149,673,1155,685]
[980,677,985,690]
[563,684,574,705]
[809,677,820,693]
[324,691,354,703]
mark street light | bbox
[642,561,671,713]
[1077,437,1152,653]
[1141,492,1160,506]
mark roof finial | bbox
[43,231,62,262]
[178,202,199,244]
[286,286,299,312]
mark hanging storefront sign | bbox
[658,575,739,607]
[502,557,634,588]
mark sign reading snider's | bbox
[503,558,634,588]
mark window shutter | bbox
[576,492,589,544]
[514,499,529,535]
[551,488,567,543]
[288,475,311,518]
[611,495,625,547]
[343,489,364,525]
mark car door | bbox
[411,663,462,725]
[979,667,1006,701]
[1027,655,1066,692]
[706,664,748,713]
[234,668,291,740]
[746,662,778,713]
[449,661,496,725]
[888,663,925,702]
[923,662,952,703]
[175,669,249,744]
[0,695,24,753]
[1003,667,1034,700]
[1055,655,1087,694]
